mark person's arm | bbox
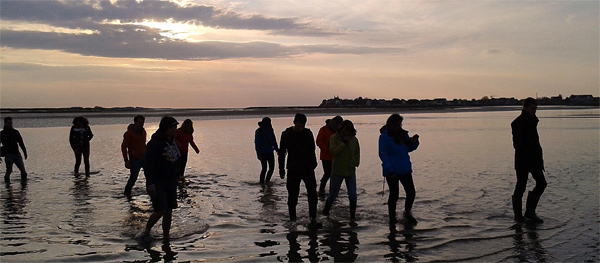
[329,134,346,157]
[69,127,77,149]
[316,128,327,150]
[308,131,317,170]
[189,134,200,154]
[278,132,287,178]
[143,140,158,196]
[87,127,94,141]
[378,135,395,177]
[407,134,419,152]
[17,131,27,159]
[255,129,262,159]
[354,138,360,167]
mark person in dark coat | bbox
[278,113,319,226]
[140,116,180,243]
[511,97,547,223]
[0,117,28,183]
[255,117,279,185]
[69,116,93,176]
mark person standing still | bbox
[140,116,181,243]
[70,116,93,176]
[122,115,147,196]
[316,116,343,195]
[278,113,319,226]
[175,119,200,180]
[322,120,360,220]
[379,114,420,225]
[511,97,546,223]
[255,117,279,185]
[0,117,28,183]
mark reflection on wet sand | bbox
[512,222,548,262]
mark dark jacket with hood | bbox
[511,110,544,171]
[144,131,180,186]
[0,127,26,155]
[278,127,318,173]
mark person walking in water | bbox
[140,116,181,243]
[322,120,360,220]
[316,116,343,196]
[0,117,28,183]
[175,119,200,180]
[511,97,546,223]
[278,113,319,226]
[70,116,93,176]
[122,115,147,196]
[255,117,279,185]
[379,114,420,225]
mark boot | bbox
[350,200,357,220]
[512,195,525,222]
[403,210,418,224]
[524,191,543,223]
[318,183,326,196]
[322,201,332,217]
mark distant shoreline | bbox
[1,105,597,119]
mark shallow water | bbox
[1,108,598,262]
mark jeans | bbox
[259,153,275,184]
[326,173,357,204]
[387,173,416,214]
[125,158,145,193]
[73,145,90,175]
[319,160,332,191]
[286,170,318,219]
[4,153,26,179]
[514,169,546,198]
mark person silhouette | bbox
[122,115,147,196]
[1,117,28,183]
[316,116,343,195]
[511,97,547,223]
[278,113,319,227]
[255,117,279,185]
[69,116,93,176]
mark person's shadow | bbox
[512,222,548,262]
[384,222,418,262]
[321,226,359,262]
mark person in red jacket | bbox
[315,116,343,195]
[122,115,147,196]
[175,119,200,180]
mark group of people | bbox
[0,97,548,242]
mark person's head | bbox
[386,114,403,133]
[523,97,538,116]
[293,113,307,131]
[158,116,179,139]
[4,117,13,129]
[181,119,194,133]
[73,116,89,127]
[133,115,145,130]
[339,120,356,137]
[330,115,343,130]
[258,117,272,129]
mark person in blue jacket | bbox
[139,116,180,243]
[379,114,420,225]
[255,117,279,185]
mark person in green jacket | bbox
[322,120,360,220]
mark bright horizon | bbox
[1,0,598,109]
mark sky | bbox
[1,0,598,109]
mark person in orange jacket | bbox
[315,116,343,195]
[122,115,147,196]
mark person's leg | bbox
[286,173,301,221]
[304,171,318,220]
[265,153,275,183]
[512,169,529,220]
[144,211,165,235]
[125,159,144,195]
[319,160,332,194]
[525,170,546,223]
[12,154,27,182]
[178,153,188,179]
[386,176,400,223]
[4,155,14,181]
[82,146,90,176]
[73,149,82,175]
[323,174,343,216]
[399,173,416,213]
[162,209,173,241]
[346,175,357,219]
[259,156,268,184]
